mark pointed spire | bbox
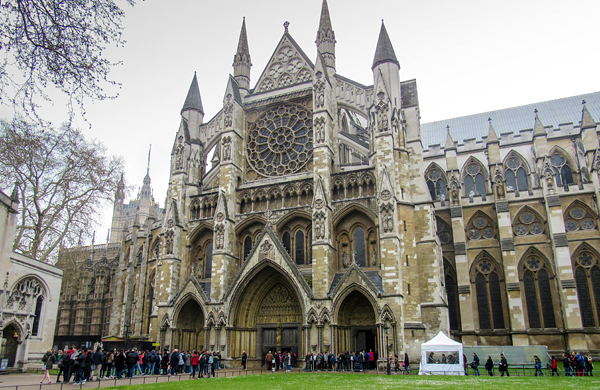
[181,72,204,115]
[318,0,333,32]
[372,21,399,69]
[144,144,152,185]
[533,109,546,137]
[581,100,597,130]
[237,17,249,55]
[316,0,336,71]
[445,125,456,150]
[233,18,252,91]
[486,117,499,144]
[115,173,125,201]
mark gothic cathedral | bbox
[55,0,600,363]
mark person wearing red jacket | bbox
[551,356,559,376]
[190,351,199,377]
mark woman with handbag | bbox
[40,349,55,384]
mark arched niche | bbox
[334,207,377,270]
[174,298,205,352]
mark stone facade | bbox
[0,188,63,371]
[54,0,600,364]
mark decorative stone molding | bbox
[450,206,462,218]
[501,238,515,251]
[506,282,520,291]
[457,285,470,294]
[552,233,568,247]
[561,279,576,289]
[496,201,509,213]
[454,242,466,255]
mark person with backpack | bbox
[534,355,543,376]
[126,348,140,379]
[73,349,86,385]
[56,350,67,383]
[198,352,206,378]
[147,350,158,375]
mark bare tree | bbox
[0,117,124,263]
[0,0,136,118]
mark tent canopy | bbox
[419,331,464,375]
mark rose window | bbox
[525,256,542,271]
[467,215,496,240]
[577,251,595,268]
[247,104,313,177]
[565,205,597,232]
[514,210,545,236]
[477,259,494,274]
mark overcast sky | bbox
[2,0,600,243]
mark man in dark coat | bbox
[169,349,180,376]
[485,355,493,376]
[471,353,480,376]
[126,349,140,379]
[499,353,509,376]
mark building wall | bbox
[0,190,63,371]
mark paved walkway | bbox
[0,368,300,389]
[0,367,395,389]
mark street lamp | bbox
[384,325,390,375]
[124,323,131,349]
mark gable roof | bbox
[252,32,314,94]
[421,92,600,148]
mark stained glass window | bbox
[354,227,366,267]
[550,153,573,186]
[505,155,530,192]
[243,236,252,261]
[464,160,487,196]
[426,167,447,201]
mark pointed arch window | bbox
[281,228,311,265]
[205,243,213,278]
[514,209,545,236]
[426,167,447,201]
[550,153,574,186]
[573,247,600,327]
[522,253,556,328]
[353,227,366,267]
[243,236,253,261]
[464,160,487,196]
[295,231,305,265]
[467,214,496,240]
[444,261,460,331]
[564,204,597,232]
[473,256,506,330]
[505,155,529,192]
[31,296,44,336]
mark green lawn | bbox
[104,372,600,390]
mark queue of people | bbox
[47,346,224,384]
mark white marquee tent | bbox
[419,331,464,375]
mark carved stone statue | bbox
[371,248,377,266]
[342,251,349,268]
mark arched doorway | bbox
[231,265,303,365]
[2,325,19,367]
[175,299,205,352]
[337,290,377,357]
